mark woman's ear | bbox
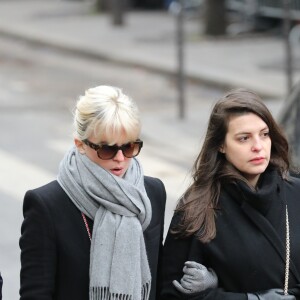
[74,138,85,154]
[219,145,225,154]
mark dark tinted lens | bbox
[122,143,137,158]
[96,141,142,160]
[129,141,143,157]
[97,145,119,160]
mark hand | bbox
[173,261,218,294]
[247,288,296,300]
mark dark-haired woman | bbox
[160,88,300,300]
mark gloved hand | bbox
[247,288,296,300]
[172,261,218,294]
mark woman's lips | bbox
[110,167,124,176]
[250,157,265,164]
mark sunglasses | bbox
[82,139,143,160]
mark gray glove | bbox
[173,261,218,294]
[247,289,296,300]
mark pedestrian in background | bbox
[20,85,166,300]
[160,88,300,299]
[0,272,3,300]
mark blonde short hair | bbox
[73,85,141,144]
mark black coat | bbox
[20,176,166,300]
[0,272,2,300]
[160,171,300,300]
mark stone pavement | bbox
[0,0,299,99]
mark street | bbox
[0,35,284,299]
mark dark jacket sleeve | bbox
[153,178,167,300]
[20,189,57,300]
[144,176,166,300]
[160,213,247,300]
[0,272,2,300]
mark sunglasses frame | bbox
[82,139,143,160]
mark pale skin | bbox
[75,133,133,178]
[220,112,272,187]
[176,113,273,293]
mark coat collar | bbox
[223,169,300,283]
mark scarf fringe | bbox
[141,281,151,300]
[90,282,151,300]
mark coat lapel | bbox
[241,200,300,282]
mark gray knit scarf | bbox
[57,146,152,300]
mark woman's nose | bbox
[113,149,125,161]
[251,138,263,152]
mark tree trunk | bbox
[204,0,227,36]
[110,0,125,25]
[95,0,109,12]
[95,0,127,26]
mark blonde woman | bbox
[20,85,166,300]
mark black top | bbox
[160,169,300,300]
[20,176,166,300]
[0,272,2,300]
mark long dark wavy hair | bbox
[175,88,290,243]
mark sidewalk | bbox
[0,0,298,222]
[0,0,298,215]
[0,0,299,100]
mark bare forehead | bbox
[227,113,268,134]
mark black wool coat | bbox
[20,176,166,300]
[0,272,2,300]
[160,171,300,300]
